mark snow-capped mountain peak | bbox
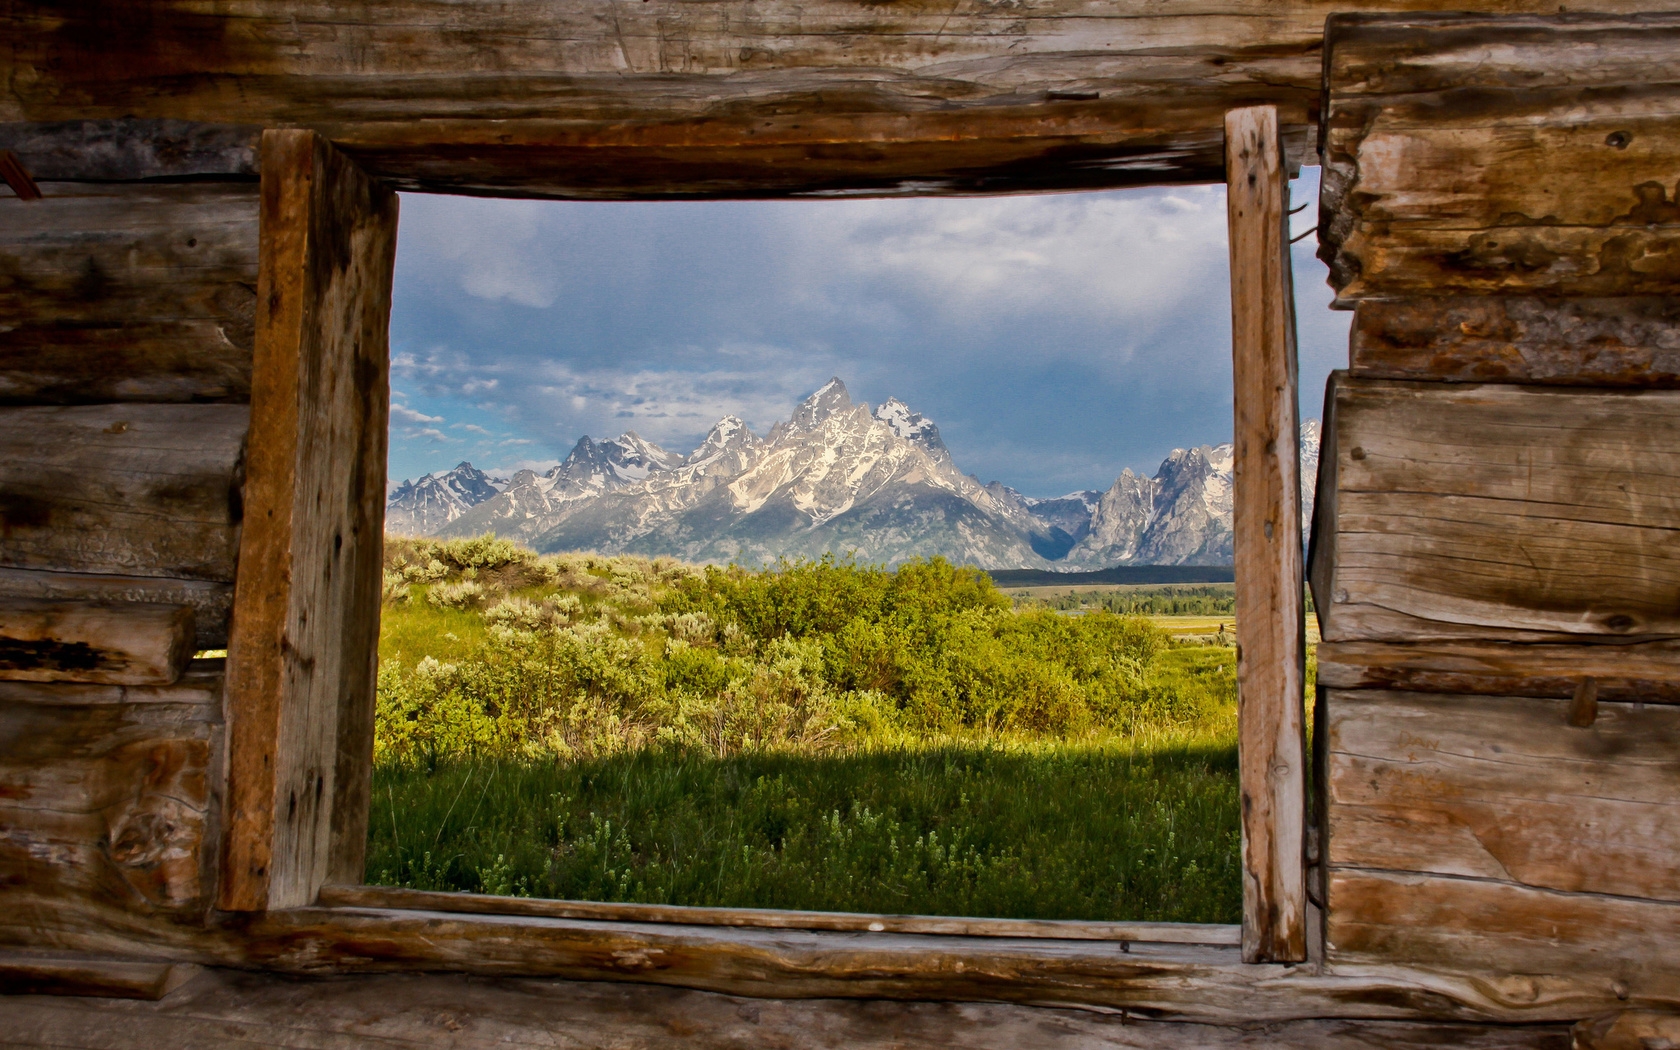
[789,377,854,430]
[384,461,508,535]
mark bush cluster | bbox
[375,538,1232,765]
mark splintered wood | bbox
[221,130,396,911]
[1225,104,1306,965]
[0,599,194,685]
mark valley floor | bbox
[370,537,1259,922]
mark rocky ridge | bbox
[406,379,1320,569]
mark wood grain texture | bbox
[1225,104,1306,965]
[0,182,256,403]
[0,672,223,933]
[0,969,1576,1049]
[221,130,395,911]
[1327,689,1680,903]
[0,949,198,1000]
[0,119,259,181]
[0,3,1661,199]
[320,884,1240,945]
[1316,640,1680,702]
[0,404,248,582]
[1314,376,1680,643]
[0,660,224,707]
[0,570,229,652]
[0,599,193,685]
[1327,870,1680,1005]
[1573,1011,1680,1050]
[1350,298,1680,387]
[1320,14,1680,300]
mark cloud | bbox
[388,174,1346,496]
[391,404,443,426]
[452,423,491,435]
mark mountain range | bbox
[386,378,1319,569]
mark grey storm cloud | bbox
[387,174,1346,497]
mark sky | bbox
[387,169,1348,498]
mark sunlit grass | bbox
[368,725,1240,923]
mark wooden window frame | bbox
[220,107,1309,998]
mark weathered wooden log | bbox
[0,119,259,181]
[1320,13,1680,301]
[318,884,1240,945]
[1312,375,1680,643]
[1349,298,1680,387]
[0,183,257,403]
[1327,689,1680,903]
[0,403,247,582]
[0,949,199,1000]
[0,598,193,685]
[1573,1011,1680,1050]
[0,677,222,921]
[0,568,231,651]
[1,4,1653,198]
[0,968,1580,1049]
[0,661,223,706]
[1316,640,1680,702]
[222,130,395,911]
[1327,869,1680,1006]
[1225,104,1307,965]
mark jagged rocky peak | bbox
[385,461,508,535]
[606,431,685,476]
[691,415,760,459]
[789,377,854,430]
[874,396,951,463]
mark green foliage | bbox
[367,736,1241,923]
[372,534,1248,921]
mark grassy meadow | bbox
[369,536,1252,922]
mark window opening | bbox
[361,165,1338,934]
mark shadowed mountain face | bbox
[405,379,1319,569]
[385,462,507,536]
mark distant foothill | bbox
[385,378,1319,569]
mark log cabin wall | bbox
[0,124,258,952]
[0,122,396,950]
[1313,12,1680,1006]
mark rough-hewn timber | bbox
[1316,639,1680,702]
[0,598,194,685]
[1225,104,1306,965]
[1320,14,1680,301]
[222,130,395,911]
[1349,298,1680,387]
[0,3,1662,198]
[0,569,231,652]
[0,669,223,938]
[0,949,199,1000]
[319,884,1240,945]
[1312,376,1680,643]
[0,403,248,582]
[0,969,1577,1050]
[0,183,256,404]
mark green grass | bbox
[369,536,1246,922]
[367,732,1240,922]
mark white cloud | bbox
[452,423,491,435]
[391,404,443,425]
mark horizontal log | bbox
[1327,869,1680,1005]
[0,689,220,918]
[1316,640,1680,701]
[1349,298,1680,387]
[0,968,1578,1050]
[0,568,231,651]
[1320,14,1680,299]
[1314,377,1680,643]
[1574,1011,1680,1050]
[319,884,1240,945]
[0,949,199,1000]
[1327,689,1680,903]
[0,598,193,685]
[0,4,1656,197]
[0,324,253,406]
[0,662,223,706]
[0,119,258,182]
[0,403,248,582]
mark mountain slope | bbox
[385,462,507,536]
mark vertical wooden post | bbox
[1224,104,1308,964]
[221,130,397,911]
